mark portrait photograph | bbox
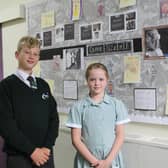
[143,26,168,59]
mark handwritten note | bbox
[124,55,141,83]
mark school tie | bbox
[27,76,37,89]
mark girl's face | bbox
[87,68,108,96]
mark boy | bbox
[0,36,59,168]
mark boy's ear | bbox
[15,51,19,59]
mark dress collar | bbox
[85,93,110,106]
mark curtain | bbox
[0,24,3,80]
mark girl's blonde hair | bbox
[17,36,40,52]
[85,63,109,80]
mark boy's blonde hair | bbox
[17,36,40,52]
[85,63,109,80]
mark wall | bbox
[1,1,168,134]
[27,0,168,124]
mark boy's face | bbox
[15,46,40,73]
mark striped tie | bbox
[27,76,37,89]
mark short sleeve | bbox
[66,102,82,128]
[115,99,130,125]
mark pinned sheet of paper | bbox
[33,62,41,77]
[45,79,55,94]
[41,10,55,29]
[71,0,82,21]
[124,55,141,83]
[119,0,136,8]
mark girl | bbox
[66,63,130,168]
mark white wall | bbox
[2,20,27,77]
[55,126,168,168]
[0,0,40,77]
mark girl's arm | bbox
[96,124,125,168]
[71,127,99,166]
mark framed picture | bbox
[63,47,84,70]
[125,10,137,31]
[43,30,52,47]
[64,23,75,40]
[134,88,157,111]
[92,22,103,41]
[79,24,92,42]
[143,25,168,59]
[109,10,137,33]
[109,13,125,33]
[63,80,78,100]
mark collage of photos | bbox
[109,10,137,33]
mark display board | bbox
[26,0,168,125]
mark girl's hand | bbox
[90,160,99,167]
[95,159,112,168]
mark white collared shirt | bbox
[15,69,36,88]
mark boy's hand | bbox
[41,147,50,156]
[30,148,50,166]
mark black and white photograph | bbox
[43,30,52,47]
[63,47,84,70]
[109,13,125,33]
[52,55,62,71]
[55,25,64,42]
[109,10,137,33]
[125,10,137,31]
[64,23,75,40]
[144,26,168,59]
[35,32,43,47]
[80,24,92,42]
[92,22,103,41]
